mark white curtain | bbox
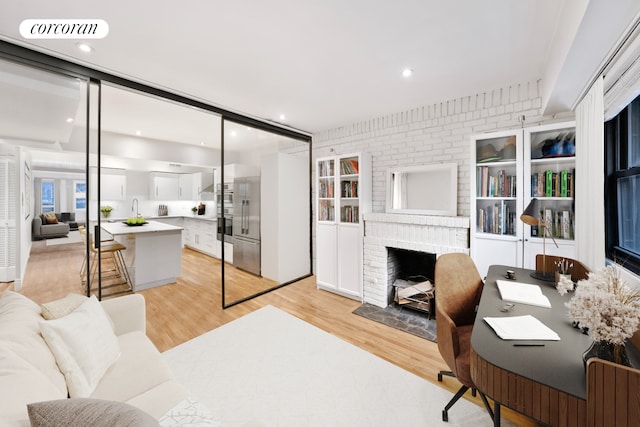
[575,76,605,270]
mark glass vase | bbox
[582,340,631,370]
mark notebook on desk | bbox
[496,280,551,308]
[484,315,561,340]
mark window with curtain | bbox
[605,94,640,275]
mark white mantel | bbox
[362,213,470,308]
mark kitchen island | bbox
[100,220,183,291]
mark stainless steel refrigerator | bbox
[233,176,261,276]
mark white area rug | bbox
[45,230,82,246]
[163,305,503,427]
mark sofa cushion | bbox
[39,296,120,398]
[0,348,67,426]
[27,398,158,427]
[0,291,67,396]
[44,212,58,224]
[41,293,88,320]
[126,379,190,419]
[91,331,175,404]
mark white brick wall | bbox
[309,79,574,282]
[312,79,574,217]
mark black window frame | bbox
[604,95,640,275]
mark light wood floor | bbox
[8,240,538,427]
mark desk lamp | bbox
[520,198,558,282]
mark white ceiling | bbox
[1,1,640,134]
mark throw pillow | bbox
[40,293,88,320]
[39,296,120,397]
[44,212,58,224]
[27,398,159,427]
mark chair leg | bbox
[438,370,455,382]
[442,385,468,422]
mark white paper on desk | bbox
[496,280,551,308]
[484,315,561,340]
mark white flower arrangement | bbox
[560,266,640,345]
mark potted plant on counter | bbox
[191,206,198,215]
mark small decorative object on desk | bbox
[558,265,640,369]
[100,205,113,218]
[554,258,573,289]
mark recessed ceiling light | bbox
[66,118,74,123]
[76,42,94,53]
[135,130,141,136]
[402,68,413,78]
[279,114,286,121]
[200,142,205,146]
[230,131,237,137]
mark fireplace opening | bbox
[386,248,436,311]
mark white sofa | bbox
[0,290,190,426]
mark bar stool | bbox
[79,226,132,295]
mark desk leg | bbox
[493,402,500,427]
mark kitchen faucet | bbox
[132,198,139,217]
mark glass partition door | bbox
[221,119,311,307]
[0,57,93,299]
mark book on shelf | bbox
[318,181,334,198]
[562,210,571,239]
[476,166,516,197]
[340,159,359,175]
[477,202,515,235]
[318,160,334,177]
[318,200,335,221]
[529,207,574,239]
[340,205,359,223]
[341,180,358,198]
[531,169,574,198]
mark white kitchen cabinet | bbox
[190,172,214,201]
[178,174,193,201]
[149,172,180,201]
[183,217,218,258]
[315,152,371,300]
[90,167,126,201]
[470,121,576,278]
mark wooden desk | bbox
[470,265,640,427]
[471,265,640,427]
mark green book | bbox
[560,170,568,197]
[545,170,553,197]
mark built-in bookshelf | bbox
[316,152,371,300]
[470,121,577,277]
[525,123,576,246]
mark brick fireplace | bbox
[363,213,470,308]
